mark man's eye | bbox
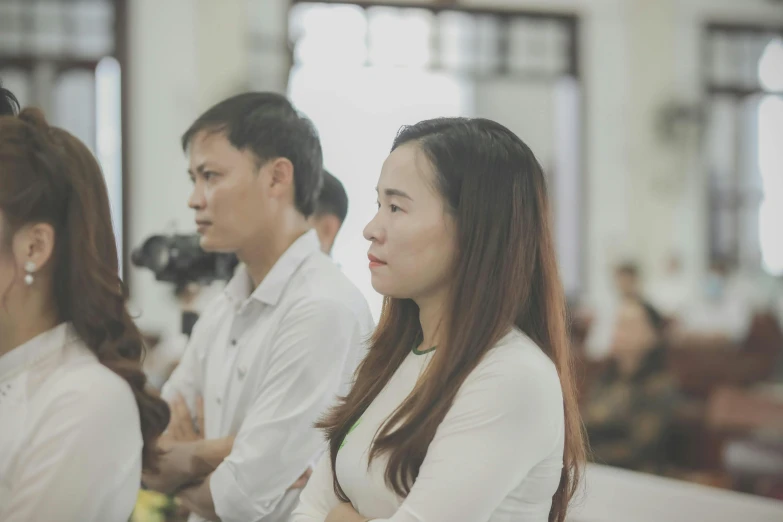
[390,205,400,213]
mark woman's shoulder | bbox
[477,328,559,378]
[441,328,565,444]
[37,337,140,422]
[465,328,563,409]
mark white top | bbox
[680,298,752,343]
[292,328,565,522]
[649,275,691,317]
[0,323,143,522]
[162,230,374,522]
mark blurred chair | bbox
[708,386,783,499]
[567,464,783,522]
[666,315,783,474]
[667,313,783,397]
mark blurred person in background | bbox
[142,92,374,522]
[310,169,348,256]
[0,108,169,521]
[0,80,19,116]
[729,254,782,314]
[584,262,664,360]
[613,262,666,338]
[650,253,690,319]
[582,264,677,474]
[671,259,753,348]
[293,117,584,522]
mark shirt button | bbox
[231,339,237,346]
[216,397,222,405]
[238,366,247,380]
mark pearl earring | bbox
[24,261,36,286]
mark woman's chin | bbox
[370,277,394,298]
[371,281,410,301]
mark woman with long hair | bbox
[0,109,169,521]
[293,117,585,522]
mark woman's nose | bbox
[363,212,383,243]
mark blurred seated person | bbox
[583,329,678,475]
[308,169,347,256]
[670,259,752,349]
[650,253,690,319]
[584,262,665,359]
[583,264,678,474]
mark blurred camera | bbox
[131,234,238,286]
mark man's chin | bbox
[198,236,221,252]
[199,237,237,255]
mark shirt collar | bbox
[224,229,321,308]
[0,322,73,382]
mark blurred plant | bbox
[131,489,179,522]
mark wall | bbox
[468,0,634,307]
[466,0,783,306]
[125,0,783,334]
[127,0,250,336]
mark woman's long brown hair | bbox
[0,109,169,470]
[317,118,585,521]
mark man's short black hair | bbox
[314,170,348,224]
[0,80,20,116]
[616,262,640,278]
[181,92,323,217]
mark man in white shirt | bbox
[309,170,348,256]
[649,254,691,318]
[673,260,752,347]
[142,92,374,522]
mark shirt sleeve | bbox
[210,298,360,522]
[290,452,342,522]
[371,349,565,522]
[0,370,142,522]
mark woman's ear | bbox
[15,222,56,274]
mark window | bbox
[284,2,583,319]
[0,0,124,274]
[704,25,783,275]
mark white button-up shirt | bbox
[0,323,143,522]
[161,230,374,522]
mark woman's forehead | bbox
[379,144,437,196]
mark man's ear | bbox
[312,214,341,254]
[322,214,341,244]
[15,222,56,273]
[269,157,295,190]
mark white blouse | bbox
[0,323,143,522]
[292,328,565,522]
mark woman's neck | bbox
[0,294,60,357]
[415,289,449,350]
